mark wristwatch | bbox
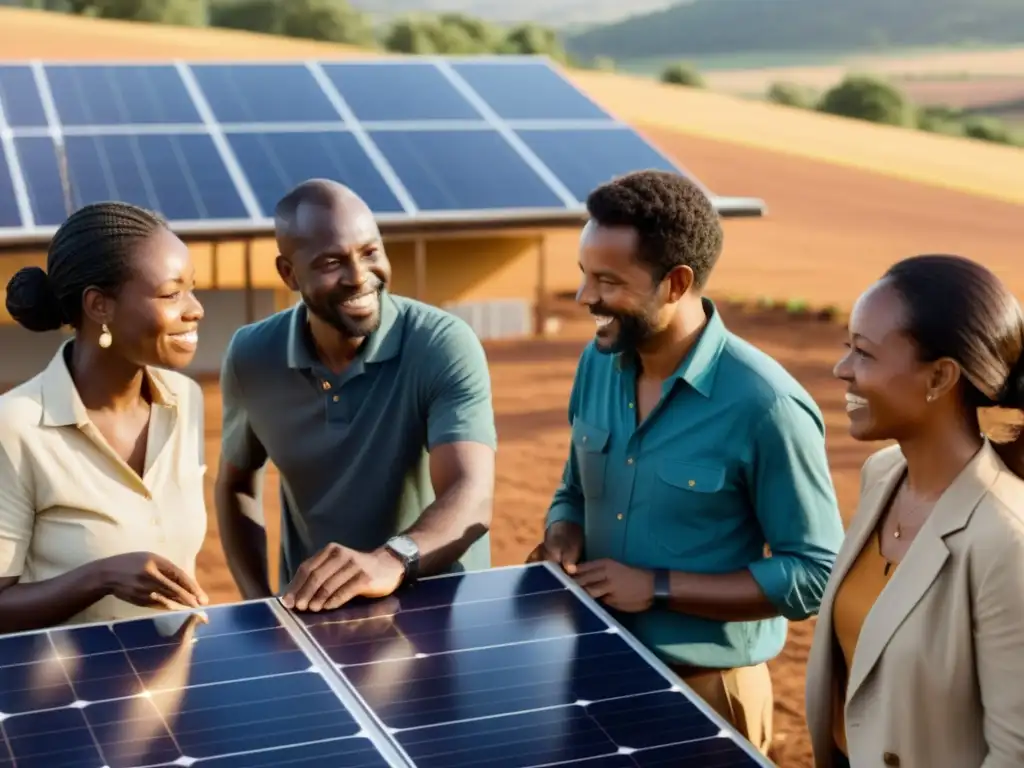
[653,568,671,606]
[385,535,420,582]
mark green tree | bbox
[210,0,374,46]
[501,22,568,61]
[961,115,1020,145]
[660,61,704,88]
[766,81,817,109]
[381,17,441,54]
[382,14,501,55]
[36,0,205,24]
[436,13,502,52]
[817,74,910,126]
[915,104,965,136]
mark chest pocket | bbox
[571,418,610,500]
[649,460,727,555]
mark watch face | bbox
[389,536,418,559]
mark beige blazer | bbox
[805,441,1024,768]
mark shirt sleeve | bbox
[975,516,1024,766]
[219,333,268,472]
[745,394,845,621]
[544,362,586,530]
[424,317,497,451]
[0,436,35,579]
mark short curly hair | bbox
[585,170,723,289]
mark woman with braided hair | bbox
[0,201,211,632]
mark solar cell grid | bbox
[448,61,613,122]
[0,66,47,129]
[44,65,202,127]
[322,63,483,123]
[367,128,566,212]
[0,565,771,767]
[0,56,765,242]
[295,563,771,768]
[190,64,343,126]
[0,601,392,768]
[0,147,20,228]
[13,132,249,226]
[515,127,688,203]
[225,129,405,217]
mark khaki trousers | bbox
[676,662,775,757]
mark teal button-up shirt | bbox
[546,299,844,669]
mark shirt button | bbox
[628,402,634,409]
[688,480,696,487]
[332,395,339,402]
[626,457,634,465]
[321,380,331,391]
[616,514,623,520]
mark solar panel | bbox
[0,56,765,245]
[0,563,773,768]
[45,64,202,127]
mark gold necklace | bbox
[892,480,932,540]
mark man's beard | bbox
[592,301,660,355]
[304,281,384,338]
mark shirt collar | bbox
[615,297,728,398]
[286,290,403,370]
[40,339,177,428]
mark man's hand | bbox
[572,559,655,613]
[525,521,584,571]
[281,544,405,613]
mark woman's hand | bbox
[97,552,209,612]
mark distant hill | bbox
[567,0,1024,62]
[348,0,676,28]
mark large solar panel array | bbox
[0,562,774,767]
[0,56,765,244]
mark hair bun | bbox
[998,353,1024,410]
[5,266,64,332]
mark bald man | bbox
[215,179,497,612]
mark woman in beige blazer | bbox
[805,254,1024,768]
[0,202,210,632]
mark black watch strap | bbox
[386,535,420,582]
[653,568,671,605]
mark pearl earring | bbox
[926,392,935,403]
[98,324,113,349]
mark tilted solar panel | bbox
[0,56,766,246]
[0,563,773,768]
[0,600,399,767]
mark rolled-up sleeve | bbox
[544,366,586,530]
[745,395,844,621]
[0,437,34,579]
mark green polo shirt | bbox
[546,298,844,669]
[220,291,497,587]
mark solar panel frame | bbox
[0,56,766,246]
[0,563,776,768]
